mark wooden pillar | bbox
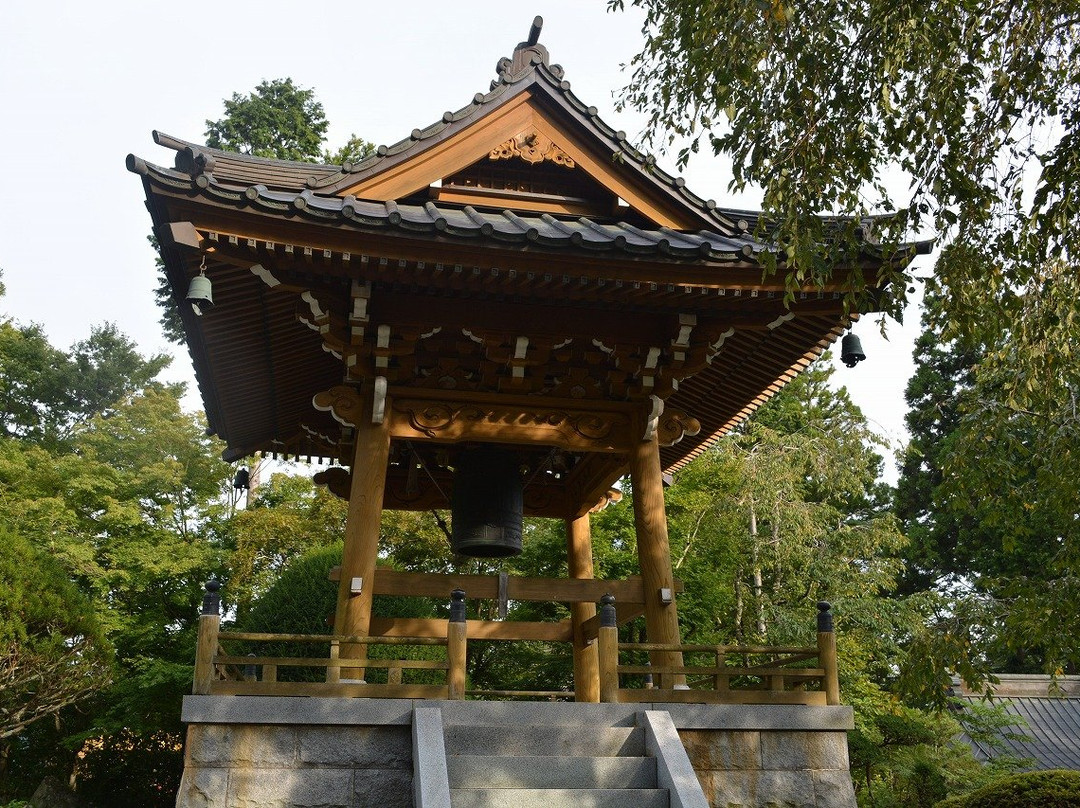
[567,513,600,702]
[334,389,392,680]
[629,430,685,689]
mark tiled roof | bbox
[127,153,766,261]
[143,26,757,236]
[959,696,1080,771]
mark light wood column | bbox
[334,389,392,679]
[567,512,600,702]
[629,430,685,689]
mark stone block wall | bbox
[176,724,412,808]
[681,729,856,808]
[174,697,858,808]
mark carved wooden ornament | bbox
[312,385,364,427]
[490,132,575,167]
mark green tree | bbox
[158,82,375,344]
[0,529,112,763]
[895,266,1080,682]
[609,1,1079,343]
[205,78,329,162]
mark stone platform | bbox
[176,697,857,808]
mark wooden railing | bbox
[596,596,841,706]
[193,583,470,699]
[192,582,840,705]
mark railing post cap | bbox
[449,588,466,623]
[816,601,834,632]
[601,593,615,607]
[201,578,221,616]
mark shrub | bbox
[934,770,1080,808]
[237,543,442,683]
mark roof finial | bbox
[527,16,543,46]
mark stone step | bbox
[447,754,657,789]
[449,787,669,808]
[444,724,645,758]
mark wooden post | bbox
[334,387,392,680]
[447,589,467,700]
[817,602,841,706]
[193,580,221,695]
[714,648,729,693]
[628,428,685,688]
[567,513,600,702]
[326,640,340,684]
[597,595,620,703]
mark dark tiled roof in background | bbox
[960,696,1080,770]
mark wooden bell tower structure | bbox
[131,18,922,701]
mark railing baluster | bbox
[326,640,340,684]
[714,647,728,692]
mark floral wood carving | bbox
[489,132,575,167]
[390,399,633,452]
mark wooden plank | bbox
[616,688,829,706]
[368,616,572,642]
[616,643,815,654]
[209,680,448,699]
[218,631,446,646]
[216,655,448,671]
[617,665,826,679]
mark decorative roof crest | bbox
[495,16,565,84]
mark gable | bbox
[335,91,697,229]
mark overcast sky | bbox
[0,1,931,479]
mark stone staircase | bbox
[445,721,667,808]
[413,703,708,808]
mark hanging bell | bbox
[840,332,866,367]
[186,272,214,316]
[450,445,523,558]
[232,468,250,490]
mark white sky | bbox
[0,1,931,480]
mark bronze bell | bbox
[450,445,523,557]
[185,272,213,315]
[841,332,866,367]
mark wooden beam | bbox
[368,616,572,642]
[580,602,647,643]
[388,395,635,454]
[327,568,671,604]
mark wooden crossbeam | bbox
[580,602,647,642]
[368,616,572,642]
[326,568,681,605]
